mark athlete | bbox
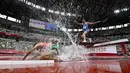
[22,40,60,61]
[75,19,100,42]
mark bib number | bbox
[83,26,86,29]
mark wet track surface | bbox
[0,60,130,73]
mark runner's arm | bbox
[87,21,100,25]
[22,42,43,60]
[75,20,83,25]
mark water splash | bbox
[57,25,88,61]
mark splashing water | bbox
[57,25,88,61]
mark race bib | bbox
[83,26,86,29]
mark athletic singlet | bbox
[35,42,57,57]
[42,42,57,56]
[37,42,49,52]
[83,23,89,30]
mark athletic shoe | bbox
[82,40,87,42]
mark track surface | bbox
[0,60,130,73]
[0,50,130,73]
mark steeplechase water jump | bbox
[0,0,130,73]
